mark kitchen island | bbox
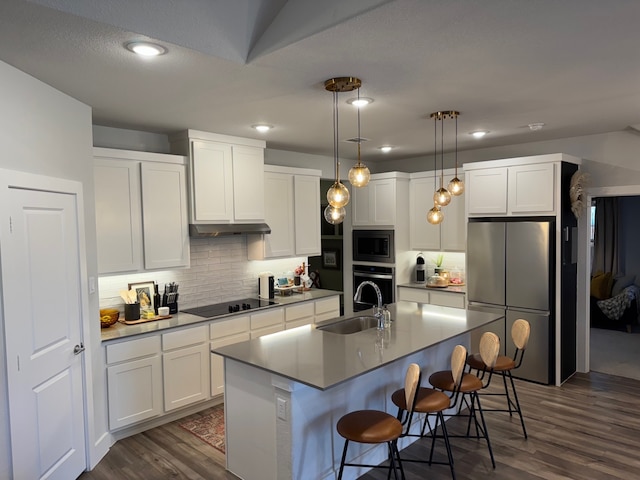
[213,301,502,480]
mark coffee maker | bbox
[415,253,426,283]
[258,272,274,299]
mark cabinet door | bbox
[429,291,466,308]
[467,168,508,215]
[508,163,555,214]
[163,343,210,411]
[440,173,466,251]
[191,141,233,222]
[232,145,265,221]
[351,184,372,226]
[94,159,143,273]
[140,162,190,269]
[210,332,250,397]
[372,178,396,225]
[107,355,162,430]
[262,172,295,258]
[294,175,321,255]
[410,176,440,250]
[397,287,430,304]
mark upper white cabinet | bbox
[94,148,189,274]
[409,170,465,251]
[464,154,578,217]
[352,172,410,227]
[169,130,266,224]
[247,165,321,260]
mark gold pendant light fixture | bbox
[427,112,444,225]
[447,111,464,196]
[323,76,361,225]
[347,88,371,188]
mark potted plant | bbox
[433,254,449,283]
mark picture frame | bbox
[322,250,339,269]
[128,281,156,312]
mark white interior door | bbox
[1,187,86,479]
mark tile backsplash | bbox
[98,236,308,311]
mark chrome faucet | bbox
[354,281,385,329]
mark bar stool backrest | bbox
[404,363,421,416]
[479,331,500,369]
[512,319,531,350]
[451,345,467,388]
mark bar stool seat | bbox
[428,370,483,393]
[391,387,449,413]
[467,353,515,372]
[337,410,402,444]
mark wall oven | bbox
[353,264,395,311]
[352,230,394,264]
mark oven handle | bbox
[354,272,394,280]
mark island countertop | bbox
[213,301,502,390]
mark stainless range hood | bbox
[189,223,271,237]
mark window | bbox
[590,204,596,243]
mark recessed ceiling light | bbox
[378,146,394,153]
[347,97,374,107]
[252,124,273,133]
[470,130,489,139]
[528,122,545,131]
[125,41,167,56]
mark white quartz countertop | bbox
[397,282,466,294]
[100,288,341,342]
[213,301,502,390]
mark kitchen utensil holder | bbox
[124,302,141,321]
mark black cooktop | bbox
[181,298,276,318]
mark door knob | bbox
[73,343,85,355]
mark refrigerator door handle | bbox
[507,306,550,316]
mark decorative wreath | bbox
[569,171,590,219]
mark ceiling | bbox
[2,0,640,163]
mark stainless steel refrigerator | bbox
[467,219,554,384]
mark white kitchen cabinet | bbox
[105,336,162,430]
[162,325,210,412]
[352,173,410,227]
[94,158,143,273]
[409,170,465,251]
[285,302,315,329]
[169,130,266,224]
[210,316,250,397]
[140,162,190,269]
[465,155,571,217]
[94,148,189,274]
[250,307,284,338]
[397,286,465,308]
[314,295,341,323]
[247,165,321,260]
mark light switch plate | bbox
[277,396,287,420]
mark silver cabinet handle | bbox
[73,343,85,355]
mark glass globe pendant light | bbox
[447,111,465,196]
[323,77,361,223]
[427,205,444,225]
[427,115,445,225]
[431,111,454,207]
[348,89,370,188]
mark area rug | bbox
[178,404,225,454]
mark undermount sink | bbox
[317,315,379,335]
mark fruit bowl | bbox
[100,308,120,328]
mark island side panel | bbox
[225,359,278,480]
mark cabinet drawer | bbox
[285,318,313,329]
[285,302,314,322]
[210,315,250,339]
[315,296,340,315]
[250,324,284,339]
[397,287,430,304]
[162,325,208,351]
[429,291,466,308]
[314,311,339,323]
[251,308,284,330]
[106,335,161,364]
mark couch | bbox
[590,272,638,333]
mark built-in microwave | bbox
[352,229,394,263]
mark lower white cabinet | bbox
[210,316,250,397]
[285,302,315,329]
[314,295,341,323]
[397,286,465,308]
[250,307,284,338]
[162,325,210,412]
[106,336,162,430]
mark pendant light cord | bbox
[433,114,437,191]
[357,89,362,166]
[333,91,340,183]
[440,112,445,188]
[455,114,458,177]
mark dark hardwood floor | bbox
[80,372,640,479]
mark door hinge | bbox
[9,216,12,233]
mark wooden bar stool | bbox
[390,368,456,478]
[466,318,531,438]
[336,363,421,480]
[428,334,500,469]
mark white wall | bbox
[0,60,104,475]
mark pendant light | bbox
[447,112,464,196]
[323,77,361,224]
[348,89,370,188]
[431,111,458,207]
[427,114,444,225]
